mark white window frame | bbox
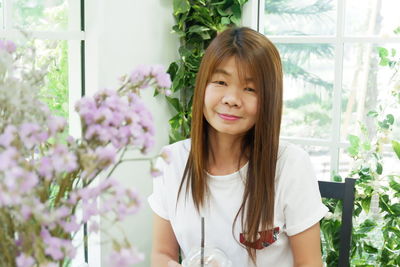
[243,0,400,179]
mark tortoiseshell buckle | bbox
[239,227,280,250]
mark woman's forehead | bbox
[210,56,253,81]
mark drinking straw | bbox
[201,217,205,267]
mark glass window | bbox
[345,0,400,36]
[264,0,400,179]
[11,0,80,31]
[278,43,334,139]
[265,0,336,36]
[341,43,400,142]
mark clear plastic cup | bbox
[181,247,232,267]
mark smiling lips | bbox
[218,113,241,121]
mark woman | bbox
[148,27,328,267]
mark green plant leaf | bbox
[377,47,389,57]
[364,243,378,253]
[188,25,210,33]
[361,196,371,213]
[173,0,190,15]
[376,162,383,175]
[166,97,182,112]
[367,110,378,117]
[394,26,400,35]
[389,176,400,193]
[386,114,394,125]
[348,134,360,147]
[392,140,400,160]
[221,17,230,25]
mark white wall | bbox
[85,1,178,266]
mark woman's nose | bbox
[221,88,241,107]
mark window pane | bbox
[264,0,336,36]
[278,43,335,139]
[345,0,400,36]
[0,0,4,29]
[11,0,80,31]
[300,144,331,180]
[341,43,400,142]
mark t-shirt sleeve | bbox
[147,156,169,220]
[280,147,329,236]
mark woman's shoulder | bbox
[158,138,191,172]
[276,141,311,176]
[278,141,309,162]
[162,138,191,158]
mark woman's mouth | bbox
[218,113,241,121]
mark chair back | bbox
[318,178,356,267]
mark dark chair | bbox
[318,178,356,267]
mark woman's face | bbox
[203,56,258,138]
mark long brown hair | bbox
[177,27,283,263]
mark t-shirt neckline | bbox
[206,161,249,181]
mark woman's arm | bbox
[288,222,324,267]
[151,213,180,267]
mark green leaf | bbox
[221,17,230,25]
[357,219,377,234]
[377,47,389,57]
[332,174,342,182]
[361,196,371,213]
[367,110,378,117]
[169,113,182,129]
[166,97,182,112]
[391,203,400,215]
[376,162,383,175]
[188,25,210,33]
[394,26,400,35]
[364,243,378,253]
[379,58,389,66]
[237,0,248,5]
[173,0,190,15]
[391,48,397,57]
[386,114,395,125]
[389,176,400,193]
[348,134,360,147]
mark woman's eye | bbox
[213,81,227,86]
[244,87,256,92]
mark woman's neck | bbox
[207,130,248,175]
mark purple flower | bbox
[51,144,78,173]
[20,171,39,193]
[108,247,144,267]
[0,125,17,147]
[16,254,35,267]
[60,216,81,232]
[82,200,99,223]
[41,228,76,260]
[0,147,18,171]
[20,122,45,149]
[130,65,151,84]
[38,156,53,180]
[95,146,117,167]
[48,116,67,136]
[0,40,16,53]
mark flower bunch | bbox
[0,40,171,267]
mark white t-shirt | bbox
[148,139,328,267]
